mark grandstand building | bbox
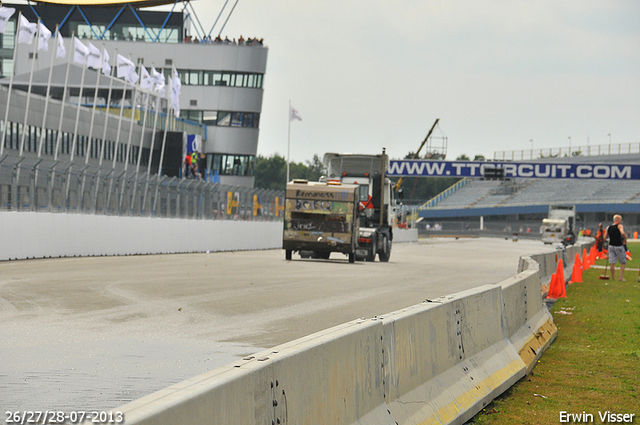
[417,152,640,233]
[0,0,267,187]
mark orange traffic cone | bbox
[590,246,596,265]
[571,253,582,283]
[582,248,589,270]
[548,259,567,299]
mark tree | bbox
[254,154,287,190]
[254,153,326,190]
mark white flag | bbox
[18,15,37,45]
[0,7,16,34]
[73,37,89,65]
[140,66,153,91]
[127,68,139,85]
[171,67,181,115]
[101,48,111,75]
[87,42,101,69]
[37,21,52,51]
[151,67,165,95]
[290,105,302,121]
[56,32,66,58]
[117,54,138,84]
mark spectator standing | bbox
[603,215,627,281]
[595,223,605,254]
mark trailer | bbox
[283,180,360,263]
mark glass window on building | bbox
[203,111,217,125]
[208,154,256,176]
[220,73,232,86]
[188,70,202,85]
[234,74,244,87]
[242,113,253,128]
[180,110,203,123]
[246,74,255,88]
[217,111,231,126]
[230,112,243,127]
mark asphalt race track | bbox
[0,237,545,412]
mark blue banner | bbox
[388,160,640,180]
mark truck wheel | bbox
[348,252,355,263]
[319,252,330,259]
[367,235,377,261]
[378,235,391,262]
[285,250,292,260]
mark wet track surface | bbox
[0,238,545,412]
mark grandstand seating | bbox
[423,178,640,210]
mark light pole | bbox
[608,133,611,154]
[568,136,571,157]
[530,139,533,159]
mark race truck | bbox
[283,180,360,263]
[322,150,395,262]
[541,205,577,246]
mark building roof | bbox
[32,0,179,7]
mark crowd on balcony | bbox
[183,35,264,46]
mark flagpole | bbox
[18,17,40,156]
[53,32,73,162]
[1,11,22,156]
[123,55,140,173]
[119,56,141,212]
[141,88,161,214]
[37,24,59,158]
[93,48,116,214]
[84,44,105,165]
[69,39,87,164]
[145,66,162,176]
[130,70,152,214]
[287,99,291,183]
[65,36,89,210]
[106,53,130,213]
[153,77,172,214]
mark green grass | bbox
[471,242,640,424]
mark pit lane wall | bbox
[107,240,593,425]
[0,211,283,260]
[0,212,418,261]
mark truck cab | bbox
[322,152,395,261]
[541,205,576,246]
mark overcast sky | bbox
[189,1,639,162]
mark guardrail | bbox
[0,157,283,221]
[100,240,593,425]
[494,142,640,161]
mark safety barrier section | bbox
[0,211,283,260]
[110,319,387,425]
[99,241,595,425]
[501,258,557,373]
[509,240,593,372]
[394,228,419,243]
[381,285,526,425]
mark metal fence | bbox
[0,155,284,221]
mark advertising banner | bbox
[388,160,640,180]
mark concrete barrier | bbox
[0,211,283,260]
[394,228,418,243]
[89,241,594,425]
[381,285,526,425]
[111,319,387,425]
